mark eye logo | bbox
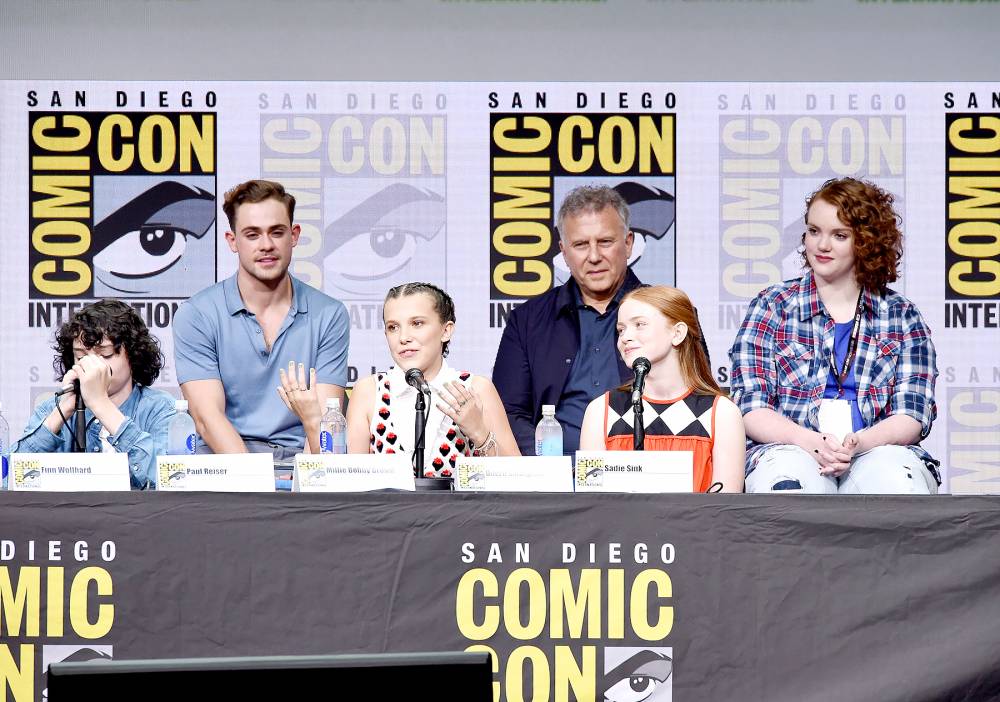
[92,180,216,297]
[614,181,675,269]
[602,649,673,702]
[322,183,446,299]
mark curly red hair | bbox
[803,178,903,292]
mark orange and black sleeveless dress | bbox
[603,388,719,493]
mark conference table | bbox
[1,490,998,702]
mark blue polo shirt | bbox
[173,274,350,448]
[556,282,630,456]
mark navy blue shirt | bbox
[557,284,631,455]
[493,271,643,456]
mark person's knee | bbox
[842,446,937,494]
[747,445,837,494]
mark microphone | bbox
[405,368,431,394]
[73,379,87,453]
[404,368,430,478]
[630,357,651,405]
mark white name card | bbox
[292,453,415,492]
[9,453,130,491]
[156,454,275,492]
[454,456,573,492]
[574,451,694,493]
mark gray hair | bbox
[556,185,630,239]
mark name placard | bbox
[9,453,130,491]
[156,454,275,492]
[455,456,574,492]
[574,450,694,493]
[292,454,415,492]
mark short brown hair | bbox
[804,178,903,292]
[222,180,296,231]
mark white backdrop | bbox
[2,80,998,492]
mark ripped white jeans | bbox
[745,444,938,494]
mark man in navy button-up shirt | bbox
[493,186,641,456]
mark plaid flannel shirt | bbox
[728,272,939,480]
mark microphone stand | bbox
[73,380,87,453]
[413,389,426,477]
[633,395,645,451]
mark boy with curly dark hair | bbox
[12,300,175,489]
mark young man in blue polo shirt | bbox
[173,180,350,458]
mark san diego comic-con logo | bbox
[488,113,676,329]
[456,539,677,701]
[28,111,217,309]
[944,113,1000,330]
[716,109,905,330]
[257,111,447,306]
[1,538,118,702]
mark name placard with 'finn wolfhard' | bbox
[454,456,574,492]
[156,454,275,492]
[9,453,130,491]
[293,453,415,492]
[574,450,694,493]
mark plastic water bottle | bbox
[535,404,563,456]
[319,398,347,454]
[0,402,9,490]
[166,400,198,454]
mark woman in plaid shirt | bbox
[728,177,939,494]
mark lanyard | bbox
[829,290,864,398]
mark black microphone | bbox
[630,357,651,405]
[405,368,431,395]
[405,368,430,478]
[631,357,650,452]
[73,379,87,453]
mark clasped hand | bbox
[801,431,863,478]
[61,354,112,408]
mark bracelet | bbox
[471,431,497,457]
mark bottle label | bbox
[319,430,332,453]
[185,434,197,454]
[541,437,563,457]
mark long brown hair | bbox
[619,286,721,396]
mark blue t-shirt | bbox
[173,274,349,448]
[823,320,865,433]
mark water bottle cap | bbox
[542,404,555,415]
[174,399,188,411]
[326,398,341,411]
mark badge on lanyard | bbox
[818,290,864,443]
[818,398,853,443]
